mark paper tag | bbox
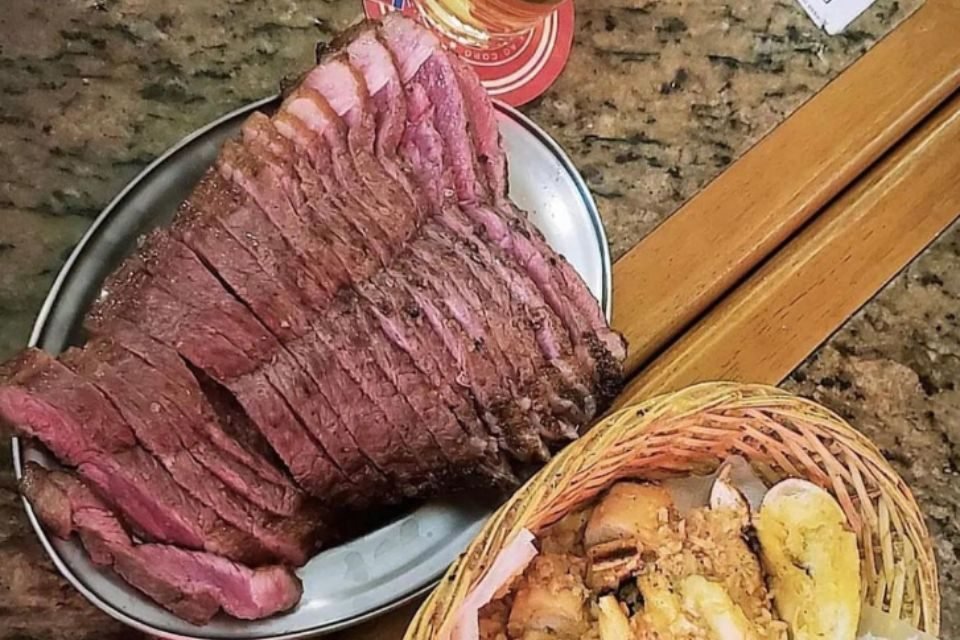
[795,0,877,35]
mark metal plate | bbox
[12,97,611,639]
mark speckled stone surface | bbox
[3,0,952,637]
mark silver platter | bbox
[12,97,611,639]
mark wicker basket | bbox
[405,382,940,639]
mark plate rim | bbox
[11,96,612,639]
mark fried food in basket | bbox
[477,465,862,640]
[756,479,862,640]
[418,387,937,640]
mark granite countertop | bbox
[2,0,956,638]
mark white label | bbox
[795,0,877,35]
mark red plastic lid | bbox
[363,0,574,106]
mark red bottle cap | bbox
[363,0,574,106]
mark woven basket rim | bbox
[403,381,941,639]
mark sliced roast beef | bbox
[448,49,626,374]
[291,49,502,479]
[155,164,436,503]
[438,56,612,396]
[431,214,591,428]
[362,19,585,452]
[194,368,288,472]
[279,81,427,253]
[377,64,590,441]
[271,109,396,270]
[228,126,359,291]
[343,29,421,203]
[63,337,278,507]
[288,317,429,497]
[227,371,352,500]
[87,234,353,500]
[169,188,409,504]
[277,336,396,501]
[90,231,278,374]
[447,53,508,199]
[242,103,461,494]
[324,294,448,487]
[379,15,490,204]
[60,341,320,565]
[355,272,516,487]
[218,137,356,292]
[243,109,485,493]
[0,19,629,624]
[111,285,354,502]
[264,344,402,506]
[0,351,275,564]
[390,254,549,462]
[299,53,427,225]
[402,229,570,448]
[174,156,403,504]
[279,90,396,261]
[379,16,625,409]
[447,45,626,398]
[136,233,284,365]
[349,301,487,480]
[172,171,318,341]
[99,319,298,497]
[21,464,302,624]
[261,113,388,288]
[373,103,548,463]
[89,259,246,380]
[436,208,597,422]
[463,199,626,408]
[240,113,381,296]
[414,223,583,445]
[398,82,461,219]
